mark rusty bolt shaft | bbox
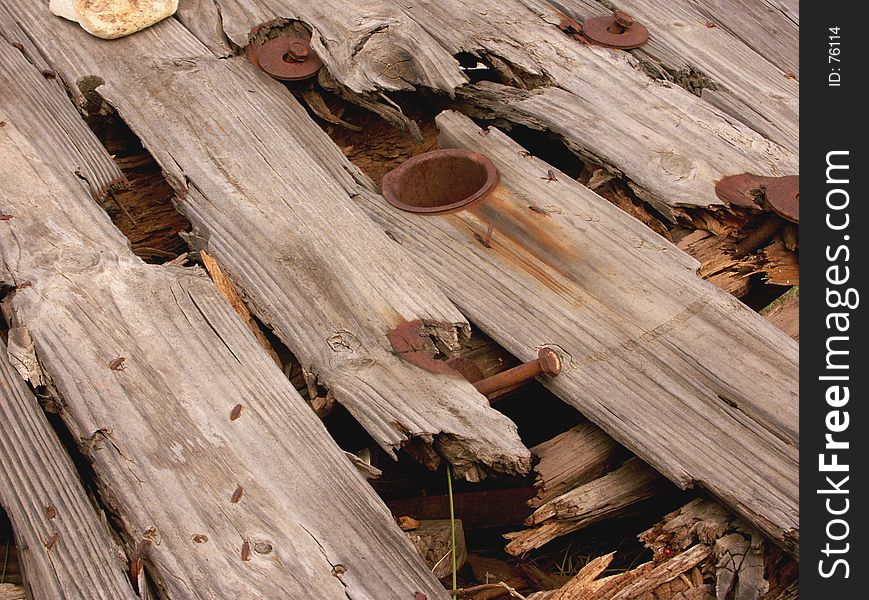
[473,348,561,396]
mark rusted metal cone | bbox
[381,149,500,214]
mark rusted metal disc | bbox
[256,37,322,81]
[381,149,500,215]
[765,175,799,222]
[582,14,649,49]
[715,173,766,208]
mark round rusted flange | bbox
[255,36,322,81]
[765,175,799,222]
[381,149,500,214]
[715,173,766,208]
[582,13,649,49]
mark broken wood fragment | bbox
[405,519,467,579]
[505,459,670,554]
[529,422,623,507]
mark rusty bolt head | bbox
[538,348,562,377]
[612,10,634,28]
[286,40,309,61]
[765,175,799,223]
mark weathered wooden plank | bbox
[358,111,798,554]
[0,36,124,198]
[522,0,798,153]
[204,0,467,95]
[1,2,531,480]
[1,51,451,600]
[186,0,796,215]
[1,339,137,600]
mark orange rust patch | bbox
[387,319,464,377]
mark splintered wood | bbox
[506,459,671,555]
[528,498,798,600]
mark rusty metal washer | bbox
[582,10,649,49]
[254,36,322,81]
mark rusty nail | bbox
[612,10,634,29]
[733,215,782,259]
[473,348,561,396]
[241,541,251,561]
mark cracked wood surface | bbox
[359,111,798,554]
[0,1,531,481]
[0,338,138,600]
[1,33,453,600]
[524,0,798,154]
[189,0,796,216]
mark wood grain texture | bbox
[1,51,451,600]
[505,459,669,554]
[1,339,138,600]
[523,0,798,153]
[358,111,798,554]
[0,2,531,480]
[529,422,622,508]
[184,0,796,215]
[401,0,797,214]
[0,35,124,199]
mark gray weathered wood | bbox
[2,43,451,599]
[359,111,798,554]
[505,459,669,554]
[1,338,138,600]
[187,0,796,216]
[1,1,531,481]
[529,422,622,508]
[522,0,798,153]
